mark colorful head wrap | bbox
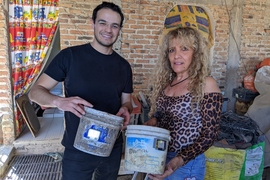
[162,5,213,47]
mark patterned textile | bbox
[163,5,213,47]
[9,0,59,134]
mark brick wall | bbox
[121,0,165,93]
[209,4,230,89]
[240,0,270,79]
[58,0,98,49]
[0,0,15,145]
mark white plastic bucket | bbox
[74,107,123,157]
[124,125,170,174]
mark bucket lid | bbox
[83,107,124,125]
[126,125,170,135]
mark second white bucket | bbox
[124,125,170,174]
[74,107,123,157]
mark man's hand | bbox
[116,106,130,129]
[54,96,93,118]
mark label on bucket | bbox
[87,129,100,141]
[155,139,167,151]
[83,125,108,143]
[74,108,123,157]
[124,136,168,174]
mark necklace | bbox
[170,76,190,87]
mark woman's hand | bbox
[147,156,184,180]
[143,117,158,126]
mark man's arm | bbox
[28,73,61,108]
[121,93,133,114]
[29,73,93,118]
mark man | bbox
[29,2,133,180]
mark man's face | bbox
[93,8,121,48]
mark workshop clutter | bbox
[137,92,151,124]
[234,58,270,115]
[244,57,270,93]
[245,66,270,168]
[233,87,259,103]
[205,111,265,180]
[205,146,246,180]
[258,58,270,68]
[243,70,257,93]
[217,111,260,146]
[233,87,259,115]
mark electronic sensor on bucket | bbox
[74,107,123,157]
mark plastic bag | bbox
[205,146,246,180]
[245,66,270,167]
[239,136,265,180]
[259,58,270,68]
[243,70,257,92]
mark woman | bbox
[145,27,223,180]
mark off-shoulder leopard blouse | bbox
[154,92,223,165]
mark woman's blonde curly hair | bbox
[148,27,211,116]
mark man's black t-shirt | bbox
[45,43,133,150]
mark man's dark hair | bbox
[92,1,124,28]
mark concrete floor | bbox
[13,116,65,155]
[9,107,144,180]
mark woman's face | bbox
[168,38,194,75]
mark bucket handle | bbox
[144,173,149,180]
[132,172,149,180]
[116,129,123,139]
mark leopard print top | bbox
[154,91,223,165]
